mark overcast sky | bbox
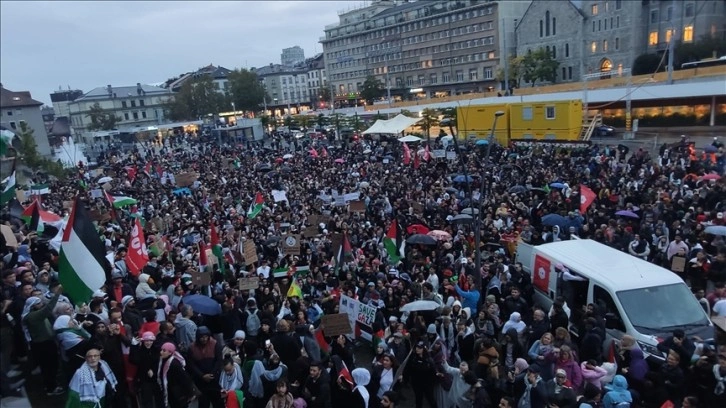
[1,0,361,105]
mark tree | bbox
[495,56,524,89]
[16,122,42,168]
[297,115,313,130]
[675,35,726,68]
[632,53,663,75]
[319,87,331,104]
[316,114,327,127]
[440,107,458,137]
[86,102,120,131]
[521,48,560,87]
[400,109,418,118]
[227,69,266,113]
[359,75,384,105]
[417,108,440,143]
[164,76,226,121]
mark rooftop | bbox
[76,84,171,101]
[0,85,44,108]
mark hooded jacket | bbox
[135,273,157,299]
[187,327,223,381]
[602,375,632,408]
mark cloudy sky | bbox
[1,0,360,105]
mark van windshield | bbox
[617,283,709,332]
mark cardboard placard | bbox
[190,270,212,286]
[349,200,366,213]
[303,225,319,237]
[243,240,258,265]
[101,183,111,191]
[282,234,301,256]
[176,172,199,187]
[238,277,259,291]
[89,210,112,223]
[90,189,104,198]
[671,256,686,273]
[411,202,423,212]
[0,225,18,248]
[322,313,353,336]
[432,149,446,158]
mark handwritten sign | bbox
[432,149,446,158]
[175,172,199,187]
[446,151,457,160]
[321,313,352,336]
[349,200,366,213]
[190,270,211,286]
[243,240,258,265]
[238,277,259,291]
[356,301,376,327]
[303,225,319,237]
[0,225,18,248]
[343,192,360,202]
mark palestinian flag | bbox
[383,219,404,263]
[224,390,244,408]
[335,233,353,271]
[0,167,16,207]
[372,328,386,352]
[273,267,290,278]
[246,192,264,219]
[29,183,50,195]
[336,359,354,387]
[21,200,61,228]
[104,191,137,209]
[26,200,44,233]
[314,326,331,355]
[210,220,226,275]
[199,241,209,272]
[59,196,110,305]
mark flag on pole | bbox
[424,145,431,161]
[0,166,16,207]
[383,220,404,263]
[27,200,45,233]
[198,241,209,272]
[309,148,319,158]
[580,184,597,213]
[246,192,264,219]
[414,150,420,169]
[335,233,353,271]
[59,196,110,305]
[321,147,328,158]
[210,220,227,276]
[125,218,149,277]
[104,191,137,209]
[402,143,411,165]
[21,200,61,225]
[29,183,50,196]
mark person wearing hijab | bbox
[157,342,195,408]
[249,355,288,406]
[65,346,118,408]
[22,286,64,396]
[501,312,526,335]
[187,326,224,408]
[54,314,93,377]
[601,375,633,408]
[351,367,371,408]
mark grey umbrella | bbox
[508,185,528,194]
[406,234,438,246]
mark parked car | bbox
[595,124,616,137]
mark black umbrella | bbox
[264,236,280,246]
[256,163,272,172]
[445,187,458,193]
[280,165,293,173]
[406,234,437,245]
[451,214,473,224]
[266,171,280,178]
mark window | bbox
[593,285,625,332]
[592,21,596,33]
[130,100,136,107]
[124,113,129,120]
[648,31,658,45]
[406,76,413,87]
[683,25,694,42]
[598,20,601,31]
[141,111,147,119]
[616,284,709,334]
[568,66,572,79]
[591,41,597,53]
[650,10,658,24]
[545,11,550,36]
[616,0,622,10]
[430,74,437,84]
[443,72,450,83]
[615,37,620,50]
[565,43,570,57]
[121,101,127,108]
[552,46,556,58]
[9,121,16,130]
[545,106,556,119]
[603,40,608,52]
[562,67,567,80]
[522,106,533,120]
[469,69,478,81]
[685,3,694,17]
[418,75,425,86]
[5,110,11,116]
[665,29,673,43]
[552,18,556,35]
[132,112,138,120]
[456,70,464,82]
[591,4,598,15]
[140,100,145,107]
[540,20,543,37]
[616,16,619,28]
[666,6,673,21]
[483,68,493,79]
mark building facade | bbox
[167,64,233,93]
[50,89,83,119]
[305,54,328,108]
[281,46,306,67]
[641,0,726,54]
[320,0,530,104]
[254,64,310,115]
[68,84,173,134]
[0,85,52,156]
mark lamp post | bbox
[450,110,504,307]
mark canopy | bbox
[398,135,423,142]
[362,114,421,135]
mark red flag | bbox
[125,218,149,277]
[125,166,137,182]
[309,148,318,158]
[198,241,209,272]
[424,145,431,161]
[402,143,411,165]
[414,151,420,169]
[338,359,354,387]
[321,147,328,158]
[155,164,163,178]
[607,339,617,364]
[210,220,220,248]
[314,327,331,353]
[580,185,597,213]
[143,162,152,176]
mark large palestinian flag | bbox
[59,196,109,305]
[383,219,404,263]
[247,192,264,219]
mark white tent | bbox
[398,135,423,142]
[362,114,421,135]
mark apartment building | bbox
[305,54,328,108]
[281,46,306,67]
[254,64,310,115]
[320,0,530,104]
[641,0,726,54]
[166,64,233,93]
[0,85,52,156]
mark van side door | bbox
[593,284,626,360]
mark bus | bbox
[681,55,726,69]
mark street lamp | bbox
[450,110,505,308]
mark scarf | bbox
[21,297,42,342]
[248,360,285,398]
[219,362,244,391]
[68,361,118,407]
[158,353,186,408]
[714,364,726,395]
[351,368,370,408]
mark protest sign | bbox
[349,200,366,213]
[243,240,258,265]
[321,313,352,336]
[282,234,300,256]
[238,277,259,291]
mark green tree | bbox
[400,109,418,118]
[228,69,266,113]
[164,76,226,121]
[319,87,331,105]
[297,115,313,130]
[521,48,560,86]
[86,102,120,131]
[316,114,326,127]
[359,75,384,105]
[16,122,42,168]
[495,56,524,89]
[675,35,726,68]
[283,116,293,127]
[440,107,458,136]
[417,108,440,143]
[632,53,663,75]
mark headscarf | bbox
[502,312,526,333]
[53,314,91,351]
[158,342,186,408]
[351,368,371,408]
[248,358,286,398]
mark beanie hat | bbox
[427,323,437,334]
[122,295,134,308]
[234,330,246,340]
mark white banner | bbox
[271,189,288,202]
[339,295,375,328]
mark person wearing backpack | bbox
[241,298,261,341]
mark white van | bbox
[516,239,712,361]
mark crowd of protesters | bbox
[0,129,725,408]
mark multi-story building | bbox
[305,54,328,108]
[254,64,310,115]
[50,88,83,118]
[68,84,173,134]
[281,46,306,67]
[320,0,530,104]
[0,85,52,156]
[641,0,726,54]
[166,64,233,93]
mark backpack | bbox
[246,309,260,336]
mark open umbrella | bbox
[283,154,294,159]
[703,145,718,153]
[256,163,272,172]
[363,149,372,154]
[399,135,423,143]
[453,175,474,183]
[264,236,281,245]
[428,230,452,241]
[182,294,221,316]
[615,210,639,219]
[475,139,489,146]
[508,185,528,194]
[359,181,370,189]
[541,214,568,227]
[451,214,474,224]
[705,225,726,236]
[383,155,394,160]
[97,176,113,184]
[461,207,479,215]
[445,187,458,193]
[407,224,430,235]
[701,173,721,181]
[549,182,565,189]
[334,158,345,164]
[406,234,437,245]
[400,300,440,312]
[275,157,284,164]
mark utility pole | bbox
[386,67,392,108]
[667,0,678,85]
[503,18,510,94]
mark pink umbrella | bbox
[701,173,721,181]
[334,158,345,164]
[427,230,452,241]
